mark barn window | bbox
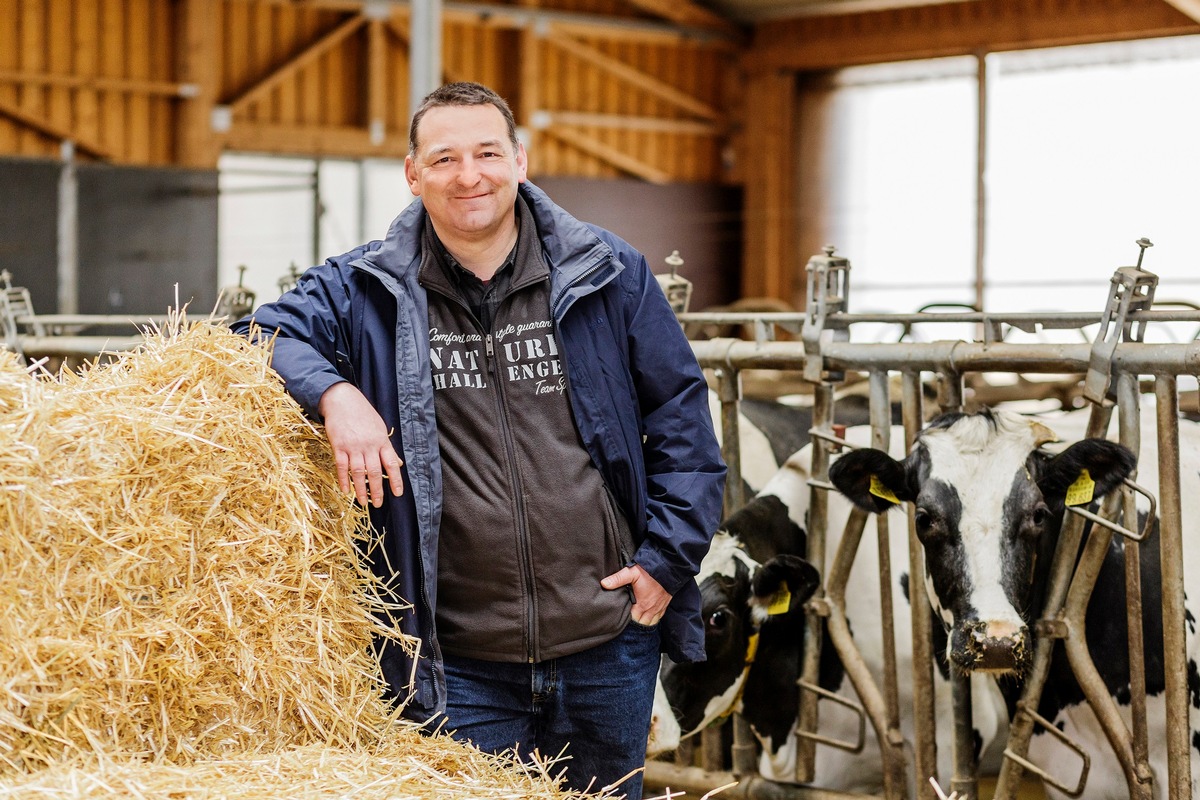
[799,35,1200,346]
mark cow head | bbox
[828,409,1135,676]
[651,531,819,752]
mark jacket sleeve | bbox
[229,255,360,418]
[620,250,726,596]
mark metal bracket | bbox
[1083,239,1158,405]
[794,678,867,753]
[802,245,851,384]
[1004,703,1092,797]
[1066,477,1157,543]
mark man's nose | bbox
[455,156,482,185]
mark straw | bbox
[0,314,719,799]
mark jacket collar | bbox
[355,182,621,304]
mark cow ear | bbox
[829,448,914,513]
[1037,439,1136,508]
[750,554,820,616]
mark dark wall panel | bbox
[0,157,60,315]
[533,178,742,313]
[78,165,218,316]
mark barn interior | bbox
[2,1,1199,799]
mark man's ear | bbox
[829,448,914,513]
[1037,439,1137,508]
[750,554,820,616]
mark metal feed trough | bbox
[644,241,1200,800]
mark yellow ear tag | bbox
[766,585,792,616]
[869,474,901,504]
[1065,469,1096,507]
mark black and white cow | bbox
[707,391,811,496]
[650,445,1008,793]
[829,406,1200,799]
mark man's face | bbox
[405,104,527,244]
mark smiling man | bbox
[234,82,725,799]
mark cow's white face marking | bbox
[920,412,1049,635]
[696,531,758,585]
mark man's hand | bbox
[318,382,404,507]
[601,563,671,627]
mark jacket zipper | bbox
[482,326,540,663]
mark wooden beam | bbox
[0,95,114,159]
[1162,0,1200,23]
[175,0,221,168]
[244,0,739,46]
[545,110,720,135]
[621,0,744,38]
[543,31,720,121]
[543,125,672,183]
[747,0,1200,73]
[0,71,191,96]
[224,121,410,159]
[739,71,794,303]
[225,13,366,114]
[520,0,541,176]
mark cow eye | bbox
[914,508,932,530]
[708,608,731,631]
[1032,503,1050,526]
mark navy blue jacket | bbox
[234,182,725,722]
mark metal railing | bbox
[646,241,1198,800]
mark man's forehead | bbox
[416,105,510,150]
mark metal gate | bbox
[645,240,1200,800]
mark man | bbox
[234,82,724,798]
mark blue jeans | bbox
[441,621,661,800]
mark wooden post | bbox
[740,69,796,304]
[175,0,220,168]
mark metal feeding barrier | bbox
[644,240,1200,800]
[0,266,265,364]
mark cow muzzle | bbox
[949,620,1031,675]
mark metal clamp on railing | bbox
[1084,239,1158,405]
[802,245,851,384]
[794,678,868,754]
[1004,703,1092,797]
[1066,476,1157,543]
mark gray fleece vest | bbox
[420,204,635,663]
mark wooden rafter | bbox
[543,31,720,122]
[0,70,190,96]
[0,96,113,159]
[621,0,743,37]
[225,14,367,114]
[545,111,719,135]
[543,125,671,184]
[1162,0,1200,23]
[225,122,410,159]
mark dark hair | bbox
[408,82,519,155]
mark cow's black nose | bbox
[950,621,1031,675]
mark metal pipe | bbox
[902,370,938,800]
[868,370,908,797]
[57,141,78,315]
[1117,373,1151,788]
[1060,485,1147,797]
[409,0,443,118]
[796,383,835,783]
[644,761,874,800]
[1155,376,1192,800]
[822,506,906,799]
[715,368,758,778]
[18,336,143,357]
[689,338,1200,376]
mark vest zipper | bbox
[481,321,539,663]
